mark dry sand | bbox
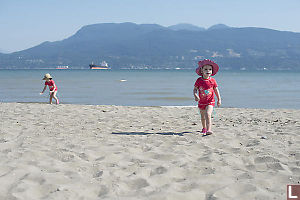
[0,102,299,200]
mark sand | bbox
[0,102,299,199]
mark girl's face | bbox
[201,65,213,78]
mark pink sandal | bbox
[201,128,207,134]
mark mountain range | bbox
[1,22,300,70]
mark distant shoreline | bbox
[1,102,299,110]
[1,68,300,71]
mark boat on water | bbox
[89,61,109,69]
[56,65,69,69]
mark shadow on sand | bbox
[112,131,193,136]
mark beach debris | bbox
[261,136,267,139]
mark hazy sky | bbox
[0,0,299,53]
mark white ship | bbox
[89,61,109,69]
[56,65,69,69]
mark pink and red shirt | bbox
[45,80,57,91]
[194,77,218,106]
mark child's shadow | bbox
[112,131,192,136]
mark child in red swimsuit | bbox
[40,73,60,104]
[193,59,221,135]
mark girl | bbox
[40,73,59,104]
[193,59,221,136]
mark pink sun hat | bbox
[195,59,219,76]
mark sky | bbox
[0,0,299,53]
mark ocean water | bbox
[0,69,299,109]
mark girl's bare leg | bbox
[205,105,214,132]
[200,109,206,129]
[49,92,53,104]
[52,91,59,104]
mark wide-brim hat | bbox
[195,59,219,76]
[42,73,52,80]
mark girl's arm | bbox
[193,86,200,101]
[40,85,47,94]
[214,87,222,107]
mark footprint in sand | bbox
[93,170,104,178]
[95,156,105,161]
[97,185,109,197]
[57,153,75,162]
[76,152,89,161]
[254,156,280,164]
[150,166,168,176]
[48,150,75,162]
[200,167,215,175]
[246,139,260,147]
[151,153,175,161]
[266,162,285,171]
[237,172,254,180]
[126,178,149,190]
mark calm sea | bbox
[0,69,299,109]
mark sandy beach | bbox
[0,102,299,199]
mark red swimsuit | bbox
[45,80,58,91]
[194,77,218,110]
